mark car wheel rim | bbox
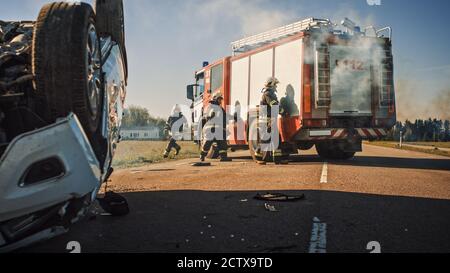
[86,24,101,118]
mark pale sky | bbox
[1,0,449,120]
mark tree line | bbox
[122,106,449,142]
[122,106,166,136]
[387,119,450,142]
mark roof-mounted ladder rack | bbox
[231,18,333,55]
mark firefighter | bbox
[280,84,299,117]
[200,92,231,162]
[258,77,289,165]
[163,104,187,158]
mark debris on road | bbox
[264,203,278,212]
[255,193,305,202]
[191,162,212,167]
[97,192,130,216]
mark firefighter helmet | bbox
[212,92,224,101]
[171,104,181,116]
[265,77,280,87]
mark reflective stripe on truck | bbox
[305,128,387,140]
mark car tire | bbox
[94,0,127,80]
[33,2,103,148]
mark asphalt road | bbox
[24,144,450,253]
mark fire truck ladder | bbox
[315,43,331,108]
[231,18,333,55]
[379,48,394,109]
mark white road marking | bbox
[309,217,327,253]
[320,162,328,184]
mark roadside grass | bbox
[366,141,450,157]
[112,141,200,169]
[404,142,450,149]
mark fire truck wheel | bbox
[248,119,262,162]
[316,142,355,160]
[338,151,356,160]
[315,143,332,159]
[298,142,314,151]
[33,2,103,141]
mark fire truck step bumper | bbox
[296,128,388,141]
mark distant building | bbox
[120,127,161,140]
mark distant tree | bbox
[122,105,151,127]
[386,118,449,142]
[387,121,403,141]
[444,120,450,141]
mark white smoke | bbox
[305,25,387,114]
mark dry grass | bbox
[405,142,450,149]
[366,141,450,157]
[112,141,200,169]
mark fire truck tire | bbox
[298,142,315,151]
[248,119,262,162]
[94,0,127,80]
[339,151,356,160]
[315,143,332,159]
[315,142,355,160]
[33,2,103,140]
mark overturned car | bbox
[0,0,127,251]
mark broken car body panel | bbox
[0,17,127,251]
[0,114,101,223]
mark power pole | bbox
[400,130,403,149]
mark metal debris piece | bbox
[255,193,305,202]
[264,203,278,212]
[191,162,211,167]
[0,21,34,95]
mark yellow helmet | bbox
[212,92,224,101]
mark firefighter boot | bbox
[200,152,207,162]
[273,150,289,165]
[174,143,181,156]
[163,150,170,159]
[219,154,232,162]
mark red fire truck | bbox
[187,18,396,161]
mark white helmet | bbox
[171,104,181,116]
[265,77,280,87]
